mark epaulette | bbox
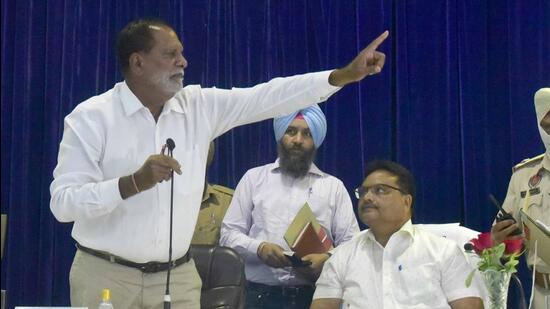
[212,184,234,196]
[512,154,545,173]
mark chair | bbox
[189,245,246,309]
[416,223,479,247]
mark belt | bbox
[247,281,314,298]
[535,271,550,290]
[76,243,189,273]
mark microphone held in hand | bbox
[166,138,175,151]
[464,243,474,252]
[164,137,176,309]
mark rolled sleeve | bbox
[441,245,483,302]
[314,249,345,300]
[50,176,123,222]
[94,178,123,213]
[246,239,264,258]
[220,171,261,260]
[311,70,342,101]
[50,108,124,222]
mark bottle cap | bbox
[102,288,111,301]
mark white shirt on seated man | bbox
[311,160,483,309]
[418,223,490,306]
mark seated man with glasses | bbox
[311,160,483,309]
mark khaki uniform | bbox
[503,153,550,308]
[191,184,234,245]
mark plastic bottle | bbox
[98,288,114,309]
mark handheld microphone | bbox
[166,138,175,152]
[489,194,522,236]
[164,138,176,309]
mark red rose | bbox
[503,238,523,254]
[470,232,493,254]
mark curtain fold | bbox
[1,0,549,306]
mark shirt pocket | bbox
[525,193,547,224]
[307,193,333,233]
[523,189,543,207]
[174,145,204,195]
[396,262,442,305]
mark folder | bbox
[520,209,550,265]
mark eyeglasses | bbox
[354,184,406,199]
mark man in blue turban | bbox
[221,105,360,309]
[273,104,327,179]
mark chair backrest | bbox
[189,245,245,309]
[417,223,479,248]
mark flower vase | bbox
[481,269,512,309]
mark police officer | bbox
[492,88,550,308]
[191,141,234,245]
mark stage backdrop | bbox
[1,0,549,307]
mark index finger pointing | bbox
[366,30,389,51]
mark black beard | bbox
[277,142,316,179]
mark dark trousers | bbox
[245,281,315,309]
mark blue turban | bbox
[273,104,327,148]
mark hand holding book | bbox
[293,252,331,281]
[283,251,312,267]
[257,242,292,268]
[284,203,334,258]
[291,222,333,257]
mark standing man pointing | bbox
[50,17,389,309]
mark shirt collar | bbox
[364,219,415,243]
[202,183,214,203]
[160,95,185,116]
[399,219,415,238]
[271,158,325,177]
[119,81,185,117]
[120,81,144,116]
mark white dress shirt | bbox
[220,160,360,286]
[313,220,482,309]
[50,71,340,263]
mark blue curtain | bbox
[1,0,549,307]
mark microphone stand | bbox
[511,273,527,309]
[164,145,175,309]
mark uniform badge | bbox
[529,187,541,196]
[528,173,541,188]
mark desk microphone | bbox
[164,138,176,309]
[464,243,474,252]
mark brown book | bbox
[291,222,332,258]
[284,203,322,247]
